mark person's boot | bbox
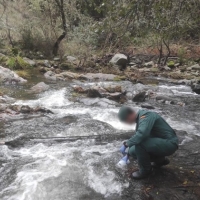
[132,169,152,180]
[152,158,170,168]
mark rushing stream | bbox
[0,77,200,200]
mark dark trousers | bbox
[128,137,178,173]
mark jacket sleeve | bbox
[126,112,157,147]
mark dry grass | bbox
[15,70,31,79]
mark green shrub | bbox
[6,55,30,70]
[167,61,175,68]
[177,48,186,65]
[20,27,55,57]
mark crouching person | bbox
[118,106,178,179]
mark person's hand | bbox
[120,142,128,154]
[120,145,126,154]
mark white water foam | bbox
[54,106,135,131]
[15,88,72,109]
[159,85,197,96]
[0,141,128,199]
[165,117,200,136]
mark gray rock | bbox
[110,53,128,69]
[129,62,136,66]
[30,82,50,93]
[156,96,175,104]
[0,66,27,85]
[87,89,102,98]
[57,71,80,80]
[45,71,123,82]
[132,91,146,102]
[141,103,155,109]
[0,95,15,104]
[191,83,200,94]
[44,60,51,68]
[175,63,180,67]
[20,105,31,113]
[67,56,76,62]
[44,71,57,81]
[0,104,8,112]
[177,79,192,85]
[80,73,118,81]
[80,98,117,107]
[23,57,36,66]
[54,57,60,61]
[144,61,154,68]
[163,66,171,71]
[190,64,200,70]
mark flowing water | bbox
[0,77,200,200]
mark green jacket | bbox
[126,110,178,147]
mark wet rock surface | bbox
[110,53,128,70]
[44,70,125,82]
[0,75,199,200]
[0,66,27,85]
[29,82,50,93]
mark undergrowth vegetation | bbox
[0,0,200,63]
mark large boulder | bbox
[44,71,57,81]
[132,91,146,102]
[44,60,51,68]
[0,66,27,85]
[57,71,80,80]
[66,56,76,62]
[87,88,102,98]
[73,84,127,103]
[30,82,50,93]
[23,57,36,66]
[110,53,128,69]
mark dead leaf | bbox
[183,181,188,185]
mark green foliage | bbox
[6,55,30,70]
[177,48,187,65]
[167,61,175,68]
[1,0,200,59]
[113,76,126,81]
[11,48,19,56]
[15,70,32,79]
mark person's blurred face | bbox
[125,112,137,124]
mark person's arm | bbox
[126,112,157,147]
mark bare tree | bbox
[52,0,67,56]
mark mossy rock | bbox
[167,61,175,68]
[113,76,126,81]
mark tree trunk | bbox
[52,31,66,56]
[52,0,67,56]
[163,39,171,65]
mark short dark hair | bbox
[118,106,134,122]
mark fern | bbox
[6,56,30,70]
[6,57,16,69]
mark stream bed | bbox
[0,76,200,200]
